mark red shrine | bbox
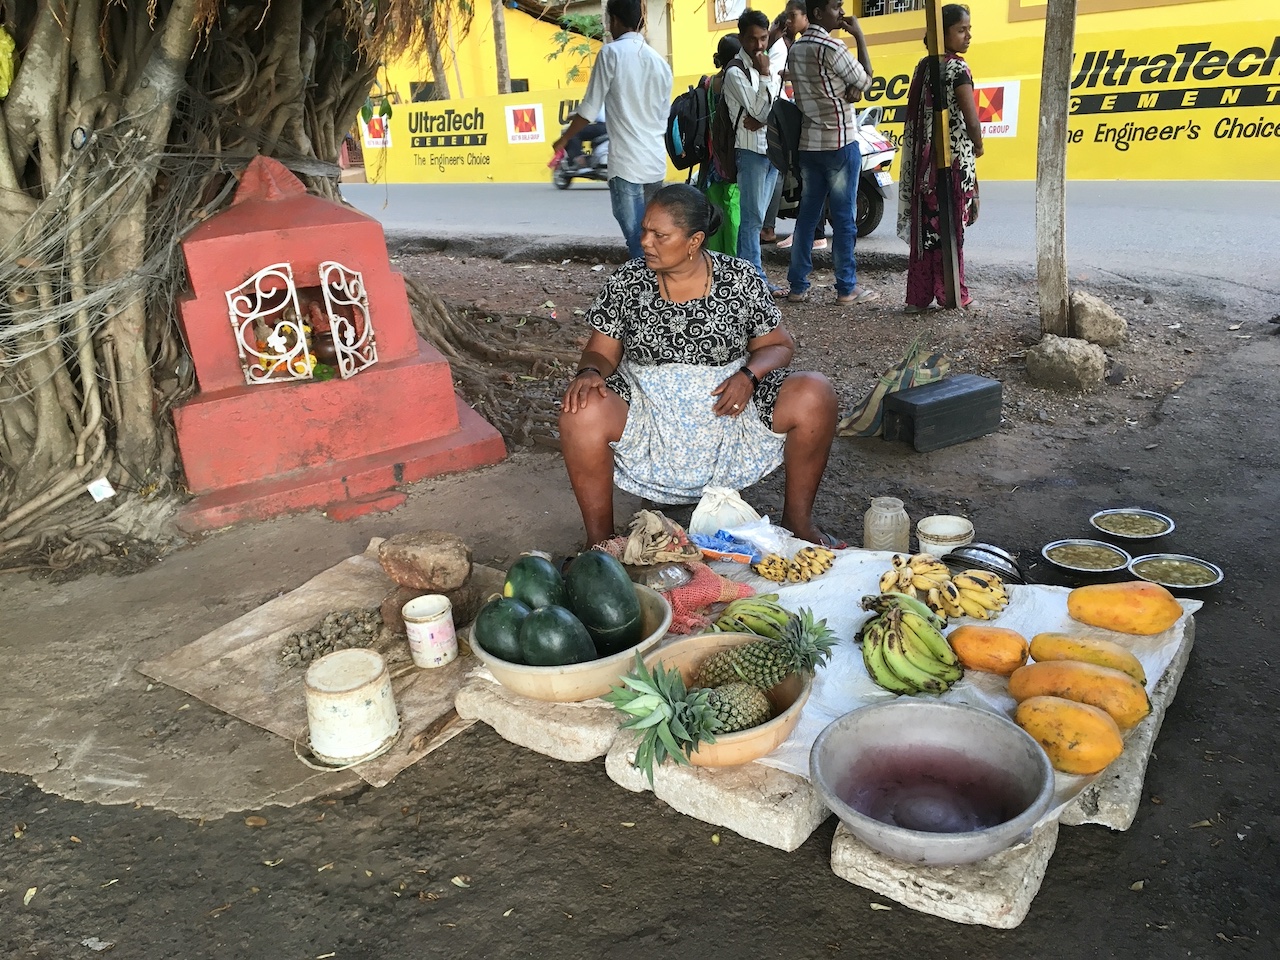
[172,157,505,531]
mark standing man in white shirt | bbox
[552,0,673,260]
[723,8,784,295]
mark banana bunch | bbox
[877,553,1009,622]
[709,594,792,639]
[751,545,837,583]
[948,569,1009,620]
[858,592,964,695]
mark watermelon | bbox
[564,551,644,656]
[518,605,597,666]
[472,597,531,663]
[503,554,566,609]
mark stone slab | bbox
[453,674,620,762]
[1059,617,1196,829]
[830,818,1061,929]
[604,734,831,852]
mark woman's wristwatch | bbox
[738,366,761,391]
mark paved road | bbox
[343,179,1280,296]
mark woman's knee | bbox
[775,372,837,430]
[558,395,628,447]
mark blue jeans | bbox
[610,177,664,259]
[735,149,778,284]
[787,143,861,297]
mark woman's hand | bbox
[967,196,980,225]
[711,370,756,418]
[562,369,609,415]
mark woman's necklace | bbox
[658,251,712,303]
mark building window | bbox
[410,81,443,103]
[511,79,530,93]
[861,0,928,15]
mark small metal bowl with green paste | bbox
[1041,538,1132,574]
[1128,554,1223,589]
[1089,508,1175,540]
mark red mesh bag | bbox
[666,563,754,635]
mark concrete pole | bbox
[1036,0,1077,336]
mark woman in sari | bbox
[897,3,983,312]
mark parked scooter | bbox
[776,106,898,237]
[552,125,610,189]
[853,106,897,237]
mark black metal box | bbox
[881,374,1003,452]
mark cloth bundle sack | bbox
[837,337,951,437]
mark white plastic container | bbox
[402,594,457,668]
[864,497,911,552]
[305,649,399,766]
[916,515,975,556]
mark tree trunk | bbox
[1036,0,1077,336]
[491,0,511,95]
[601,1,611,42]
[425,13,452,100]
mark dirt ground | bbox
[2,241,1278,958]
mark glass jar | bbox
[863,497,910,553]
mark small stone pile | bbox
[279,608,384,667]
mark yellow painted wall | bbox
[363,0,1280,181]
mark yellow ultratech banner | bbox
[364,15,1279,183]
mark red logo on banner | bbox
[512,108,538,133]
[975,86,1004,123]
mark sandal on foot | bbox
[815,530,848,550]
[836,287,880,305]
[786,289,810,303]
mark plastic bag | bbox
[687,487,761,536]
[722,517,791,558]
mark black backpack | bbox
[766,98,803,180]
[709,61,750,184]
[665,76,711,176]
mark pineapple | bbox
[696,608,838,689]
[604,655,772,785]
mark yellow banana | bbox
[956,594,990,619]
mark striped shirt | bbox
[788,25,872,151]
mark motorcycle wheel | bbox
[857,184,884,237]
[553,167,572,190]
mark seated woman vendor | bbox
[559,183,842,550]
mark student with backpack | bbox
[700,35,744,255]
[552,0,672,260]
[723,9,784,295]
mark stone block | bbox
[1071,291,1129,347]
[604,735,831,852]
[829,818,1060,929]
[1025,334,1106,392]
[379,530,472,591]
[1060,617,1195,829]
[454,673,620,762]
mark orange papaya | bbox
[1066,581,1182,636]
[1015,696,1125,775]
[946,625,1029,676]
[1008,660,1151,729]
[1029,632,1147,685]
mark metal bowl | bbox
[1041,538,1132,574]
[810,701,1055,866]
[1089,508,1175,540]
[468,584,672,702]
[944,543,1026,584]
[1128,553,1223,590]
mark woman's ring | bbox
[732,403,741,410]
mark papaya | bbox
[1066,581,1182,636]
[1029,632,1147,685]
[1008,660,1151,729]
[946,625,1029,676]
[1015,696,1125,775]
